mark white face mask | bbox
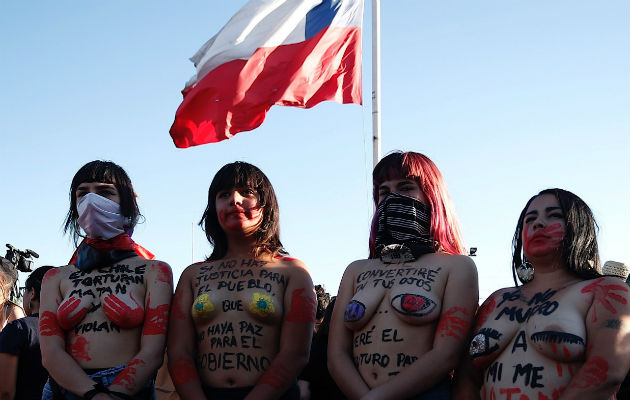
[77,192,128,239]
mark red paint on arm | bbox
[285,288,316,323]
[258,362,291,389]
[40,311,65,338]
[475,295,496,329]
[570,356,608,389]
[69,335,92,362]
[57,296,89,330]
[42,267,61,284]
[111,358,146,391]
[169,357,200,387]
[170,293,188,320]
[437,306,470,341]
[143,293,169,335]
[152,262,173,286]
[102,293,144,328]
[581,278,628,322]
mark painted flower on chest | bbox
[250,292,275,317]
[192,293,215,319]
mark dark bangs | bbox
[372,152,408,202]
[64,160,139,244]
[210,162,270,208]
[200,162,285,261]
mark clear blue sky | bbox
[1,1,628,301]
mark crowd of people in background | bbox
[1,153,629,400]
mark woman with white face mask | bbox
[39,160,173,400]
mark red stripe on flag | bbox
[170,26,361,148]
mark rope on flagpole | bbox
[372,0,381,168]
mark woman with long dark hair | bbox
[168,161,316,400]
[454,188,630,399]
[328,151,478,399]
[40,160,173,400]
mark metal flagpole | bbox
[372,0,381,168]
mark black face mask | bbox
[375,192,436,263]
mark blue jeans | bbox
[42,364,155,400]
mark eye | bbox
[243,188,256,196]
[549,213,564,219]
[524,216,536,224]
[217,191,230,199]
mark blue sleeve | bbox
[0,319,27,356]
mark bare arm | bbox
[328,261,371,400]
[167,265,204,400]
[452,294,498,400]
[0,353,18,400]
[6,303,25,324]
[245,261,316,400]
[362,257,479,400]
[107,261,173,396]
[559,277,630,399]
[40,267,104,396]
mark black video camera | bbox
[5,244,39,273]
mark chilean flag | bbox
[170,0,363,148]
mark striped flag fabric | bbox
[170,0,363,148]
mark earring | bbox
[517,261,534,283]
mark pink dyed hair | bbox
[369,151,466,257]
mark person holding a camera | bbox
[0,264,55,400]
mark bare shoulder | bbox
[578,275,630,304]
[433,253,477,278]
[179,261,205,280]
[274,256,312,282]
[42,265,69,285]
[345,258,373,274]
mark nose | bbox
[229,191,243,205]
[532,216,546,230]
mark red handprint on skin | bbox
[103,293,144,329]
[69,335,92,361]
[40,311,64,338]
[581,278,628,323]
[285,288,317,323]
[437,307,469,341]
[142,293,169,335]
[170,357,200,387]
[571,356,608,389]
[111,358,146,390]
[57,296,89,330]
[152,262,173,286]
[475,295,496,329]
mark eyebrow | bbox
[525,206,562,216]
[77,183,116,190]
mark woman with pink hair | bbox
[328,151,478,399]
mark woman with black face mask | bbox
[328,151,478,400]
[39,160,173,400]
[0,265,54,400]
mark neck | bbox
[224,233,260,260]
[29,302,40,316]
[527,263,579,289]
